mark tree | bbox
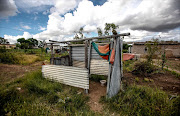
[38,40,46,48]
[73,27,85,44]
[27,38,38,47]
[97,28,103,37]
[104,23,119,35]
[145,38,159,64]
[16,38,39,49]
[0,37,9,44]
[79,27,84,39]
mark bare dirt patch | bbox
[87,81,106,112]
[0,62,42,84]
[123,72,180,95]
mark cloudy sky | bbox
[0,0,180,44]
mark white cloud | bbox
[50,0,81,14]
[0,0,19,18]
[20,24,31,29]
[39,26,46,31]
[3,0,180,43]
[14,0,54,13]
[43,10,50,15]
[4,32,32,44]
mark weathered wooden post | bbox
[50,43,54,64]
[69,46,72,66]
[120,38,123,77]
[84,40,89,94]
[88,41,92,78]
[84,40,88,69]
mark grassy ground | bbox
[101,85,180,116]
[0,50,179,115]
[0,48,51,65]
[0,70,98,115]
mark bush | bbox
[132,61,156,76]
[0,46,6,53]
[101,85,180,116]
[0,52,20,64]
[123,60,135,72]
[90,74,107,82]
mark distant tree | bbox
[16,38,39,49]
[79,27,84,39]
[27,38,38,48]
[17,38,26,43]
[145,38,159,64]
[97,28,103,36]
[73,27,85,44]
[38,40,46,48]
[0,37,9,44]
[104,23,119,35]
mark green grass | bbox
[101,85,180,116]
[90,74,107,82]
[123,60,136,72]
[0,70,98,115]
[0,48,51,65]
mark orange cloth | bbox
[123,53,135,61]
[109,49,115,64]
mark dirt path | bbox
[87,81,106,112]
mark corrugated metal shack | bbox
[42,33,130,98]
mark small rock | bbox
[160,87,163,90]
[175,59,179,61]
[16,87,21,91]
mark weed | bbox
[171,71,180,78]
[132,61,156,76]
[90,74,107,82]
[144,78,149,82]
[0,70,96,115]
[101,85,180,116]
[135,77,139,82]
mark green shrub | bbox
[123,60,135,72]
[0,52,20,64]
[101,85,180,116]
[0,87,25,115]
[0,46,6,53]
[132,61,156,76]
[90,74,107,82]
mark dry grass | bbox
[19,55,41,65]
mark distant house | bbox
[0,44,16,49]
[131,41,180,58]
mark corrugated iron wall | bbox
[71,45,109,75]
[42,65,89,89]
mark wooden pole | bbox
[88,41,92,78]
[84,40,88,68]
[50,43,54,64]
[69,46,72,66]
[120,38,123,77]
[49,33,130,43]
